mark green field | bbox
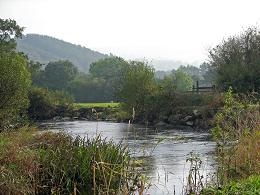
[74,102,120,108]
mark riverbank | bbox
[39,120,217,194]
[0,128,145,194]
[201,90,260,194]
[45,104,218,131]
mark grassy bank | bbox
[0,128,144,194]
[74,102,120,109]
[201,90,260,194]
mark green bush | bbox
[28,87,74,120]
[202,175,260,195]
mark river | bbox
[41,120,216,195]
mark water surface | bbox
[41,120,216,195]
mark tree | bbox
[0,52,31,129]
[117,61,158,121]
[173,70,193,92]
[0,19,31,129]
[89,56,129,80]
[0,18,24,52]
[67,73,109,102]
[209,26,260,92]
[42,60,78,90]
[27,60,45,86]
[89,56,129,101]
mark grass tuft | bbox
[0,129,144,194]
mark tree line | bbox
[1,18,259,128]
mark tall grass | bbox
[0,128,144,194]
[211,89,260,187]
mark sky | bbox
[1,0,260,69]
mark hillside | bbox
[16,34,108,72]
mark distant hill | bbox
[16,34,108,72]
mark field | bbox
[74,102,120,108]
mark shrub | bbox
[28,87,74,120]
[202,175,260,195]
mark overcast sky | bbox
[1,0,260,68]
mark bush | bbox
[202,175,260,195]
[28,87,74,120]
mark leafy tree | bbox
[89,56,128,80]
[67,73,109,102]
[89,56,129,101]
[199,62,217,86]
[0,18,24,52]
[209,26,260,92]
[27,60,45,86]
[117,61,158,121]
[173,70,193,92]
[0,19,31,129]
[178,65,202,78]
[0,52,31,129]
[42,60,78,90]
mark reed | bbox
[0,128,144,194]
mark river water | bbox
[41,120,216,195]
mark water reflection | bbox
[41,120,216,195]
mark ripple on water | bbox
[40,120,216,195]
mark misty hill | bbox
[16,34,108,72]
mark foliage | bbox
[0,129,144,194]
[117,61,158,121]
[209,26,260,93]
[212,89,260,186]
[202,175,260,195]
[31,57,128,103]
[28,87,73,120]
[214,130,260,186]
[212,88,259,143]
[0,18,24,52]
[85,56,130,102]
[185,152,204,194]
[0,19,31,130]
[156,63,214,87]
[173,69,193,92]
[74,102,120,109]
[27,60,44,86]
[40,60,78,90]
[0,51,31,130]
[89,56,128,80]
[67,73,112,102]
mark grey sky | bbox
[1,0,260,68]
